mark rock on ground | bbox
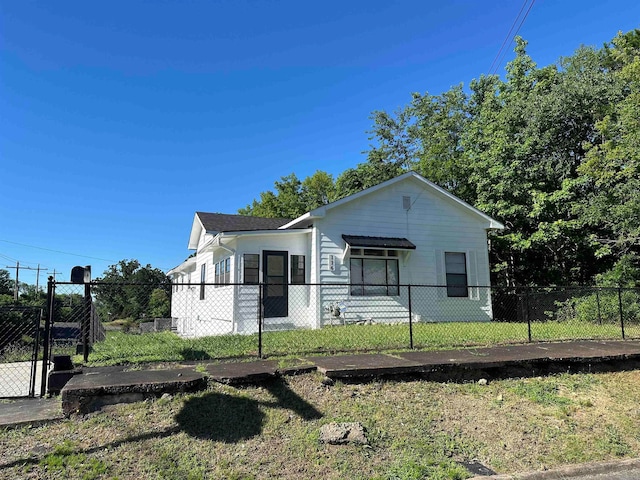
[319,422,368,445]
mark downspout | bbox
[215,234,237,331]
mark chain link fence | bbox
[43,281,640,366]
[0,305,43,397]
[48,282,106,363]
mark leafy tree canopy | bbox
[0,269,13,296]
[240,29,640,287]
[239,171,336,219]
[94,259,170,321]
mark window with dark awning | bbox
[342,235,416,250]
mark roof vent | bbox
[402,196,411,210]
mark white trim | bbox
[167,256,197,276]
[281,171,504,231]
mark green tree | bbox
[93,259,169,321]
[148,288,171,318]
[577,30,640,262]
[0,269,13,296]
[334,155,404,199]
[464,38,610,285]
[364,36,627,286]
[240,171,336,218]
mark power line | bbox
[0,252,20,263]
[0,238,117,263]
[488,0,536,76]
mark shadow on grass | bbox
[178,348,213,361]
[175,392,264,441]
[175,377,322,441]
[0,378,323,472]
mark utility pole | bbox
[5,261,49,301]
[35,264,49,293]
[49,269,62,281]
[14,261,18,302]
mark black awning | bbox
[342,235,416,250]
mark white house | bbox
[168,172,504,337]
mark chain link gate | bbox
[0,305,43,397]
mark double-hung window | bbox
[445,252,467,297]
[349,249,399,296]
[243,254,259,284]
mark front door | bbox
[263,251,288,318]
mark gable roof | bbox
[188,212,292,250]
[186,172,504,251]
[196,212,291,233]
[280,171,504,230]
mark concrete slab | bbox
[395,340,640,378]
[61,367,207,415]
[307,353,423,378]
[398,348,519,370]
[205,360,279,384]
[0,398,63,428]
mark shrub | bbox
[554,289,640,325]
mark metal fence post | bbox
[618,287,625,340]
[40,276,55,397]
[596,288,602,325]
[82,283,91,362]
[258,283,263,358]
[524,287,532,343]
[408,285,413,349]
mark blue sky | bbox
[1,0,639,286]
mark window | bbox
[213,257,231,287]
[244,254,259,284]
[200,264,206,300]
[224,258,231,284]
[350,250,399,296]
[445,252,467,297]
[291,255,305,284]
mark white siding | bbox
[234,232,313,333]
[170,175,498,337]
[314,176,493,324]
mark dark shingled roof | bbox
[342,235,416,250]
[196,212,292,233]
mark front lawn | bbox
[2,370,640,479]
[82,320,632,366]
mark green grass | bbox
[3,370,640,479]
[85,320,629,366]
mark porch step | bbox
[262,322,298,332]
